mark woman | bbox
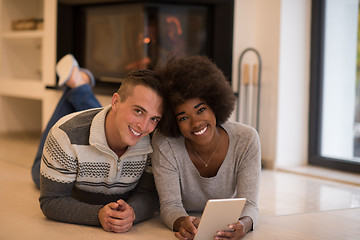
[152,56,261,239]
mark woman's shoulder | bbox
[152,130,183,148]
[222,121,258,137]
[152,130,168,144]
[151,131,185,166]
[223,122,261,155]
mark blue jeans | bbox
[31,84,102,189]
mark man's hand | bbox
[98,199,136,233]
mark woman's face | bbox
[174,98,217,145]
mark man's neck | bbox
[113,147,128,158]
[105,109,128,158]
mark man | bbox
[38,54,164,233]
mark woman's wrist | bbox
[173,216,186,232]
[238,216,253,234]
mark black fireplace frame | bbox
[57,0,234,95]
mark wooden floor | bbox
[1,133,360,239]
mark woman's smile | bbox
[193,125,208,136]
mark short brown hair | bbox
[117,69,164,102]
[156,55,236,137]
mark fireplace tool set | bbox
[236,48,262,132]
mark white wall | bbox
[233,0,311,168]
[276,0,311,167]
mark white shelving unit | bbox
[0,0,113,134]
[0,0,57,132]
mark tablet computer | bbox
[194,198,246,240]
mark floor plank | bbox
[1,134,360,239]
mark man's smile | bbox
[129,126,142,136]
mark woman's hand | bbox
[98,199,136,233]
[174,216,200,240]
[214,216,253,239]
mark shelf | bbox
[0,0,57,132]
[0,79,44,100]
[0,0,44,33]
[2,30,43,39]
[0,38,41,80]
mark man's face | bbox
[111,85,163,147]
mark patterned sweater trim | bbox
[41,105,154,195]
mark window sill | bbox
[278,165,360,186]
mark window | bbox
[309,0,360,172]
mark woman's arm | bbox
[235,126,261,229]
[152,135,189,230]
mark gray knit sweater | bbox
[39,105,159,226]
[152,121,261,230]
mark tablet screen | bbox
[194,198,246,240]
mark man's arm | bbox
[39,126,104,226]
[125,171,159,224]
[39,175,103,226]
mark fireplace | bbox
[57,0,234,94]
